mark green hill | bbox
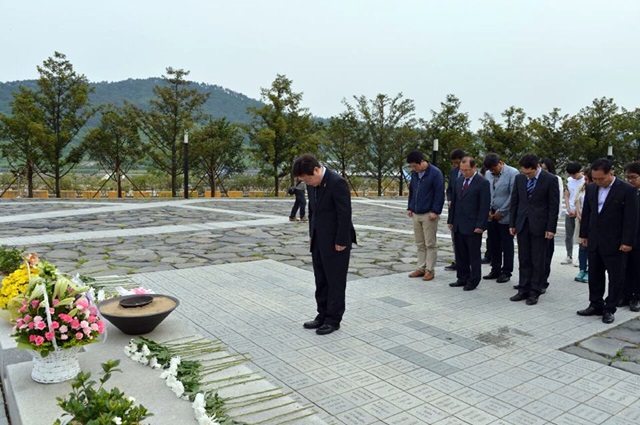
[0,78,264,125]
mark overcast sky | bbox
[2,0,638,128]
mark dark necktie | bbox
[526,178,536,198]
[462,178,469,194]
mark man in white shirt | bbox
[562,162,585,265]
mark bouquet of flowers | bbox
[0,253,39,314]
[12,255,106,356]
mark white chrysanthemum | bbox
[149,357,161,369]
[112,417,123,425]
[141,344,151,356]
[192,393,205,409]
[170,379,185,398]
[159,369,171,380]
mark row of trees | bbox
[1,52,639,198]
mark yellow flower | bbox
[0,265,39,309]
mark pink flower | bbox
[75,332,83,340]
[49,307,55,314]
[35,321,46,330]
[45,331,55,341]
[50,321,60,330]
[80,320,89,329]
[34,336,45,346]
[52,299,60,305]
[87,315,97,323]
[83,327,91,336]
[33,316,43,323]
[60,334,68,340]
[97,321,106,333]
[27,322,34,329]
[31,300,40,308]
[133,287,151,294]
[58,314,72,323]
[70,319,80,330]
[90,323,99,332]
[18,305,27,313]
[59,325,68,333]
[29,335,37,342]
[23,315,31,322]
[76,297,89,310]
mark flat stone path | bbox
[1,197,639,425]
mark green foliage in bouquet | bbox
[0,245,24,275]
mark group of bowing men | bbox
[442,152,639,325]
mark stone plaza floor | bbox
[1,197,640,424]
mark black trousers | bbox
[290,190,306,218]
[588,249,627,313]
[622,246,640,300]
[311,244,350,326]
[454,232,482,288]
[543,237,555,288]
[516,221,547,295]
[487,221,514,275]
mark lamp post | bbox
[432,138,439,166]
[607,144,613,160]
[183,131,189,199]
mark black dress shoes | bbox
[444,262,457,271]
[576,306,603,316]
[602,312,615,324]
[303,320,322,329]
[316,324,339,335]
[630,298,640,312]
[483,271,501,280]
[463,284,477,291]
[510,292,528,302]
[525,294,539,305]
[617,298,630,307]
[449,279,466,287]
[496,273,511,283]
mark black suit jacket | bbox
[579,178,638,255]
[447,173,491,235]
[446,166,460,202]
[509,169,560,235]
[307,168,357,253]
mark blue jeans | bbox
[578,243,588,272]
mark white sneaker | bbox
[561,256,573,265]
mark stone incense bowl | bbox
[98,294,180,335]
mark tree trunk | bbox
[208,168,216,197]
[27,162,34,198]
[398,165,404,196]
[116,163,122,198]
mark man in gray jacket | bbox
[482,154,518,283]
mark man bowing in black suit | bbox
[577,158,638,324]
[447,156,491,291]
[293,155,357,335]
[509,154,560,305]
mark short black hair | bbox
[566,162,582,175]
[450,149,465,161]
[483,153,501,169]
[590,158,612,173]
[623,161,640,175]
[539,157,556,175]
[292,154,320,177]
[461,155,476,169]
[407,150,425,164]
[519,154,539,169]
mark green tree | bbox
[0,87,46,197]
[32,52,97,198]
[83,106,144,197]
[247,74,316,195]
[574,97,621,164]
[421,94,475,178]
[346,93,416,196]
[190,118,246,197]
[129,68,209,197]
[477,106,530,165]
[615,107,640,163]
[321,111,366,193]
[527,108,580,170]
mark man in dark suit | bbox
[293,154,357,335]
[621,161,640,312]
[447,156,491,291]
[445,149,465,271]
[509,154,560,305]
[577,158,638,324]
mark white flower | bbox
[149,357,161,369]
[196,414,220,425]
[159,369,172,380]
[112,417,122,425]
[127,396,136,403]
[141,344,151,357]
[192,393,205,409]
[97,289,105,301]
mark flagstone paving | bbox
[1,197,640,425]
